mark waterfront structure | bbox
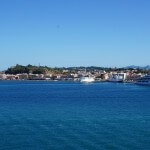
[0,73,7,80]
[28,74,44,80]
[101,73,109,80]
[18,74,28,80]
[5,75,17,80]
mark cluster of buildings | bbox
[0,68,147,82]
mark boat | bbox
[136,74,150,85]
[80,77,95,83]
[108,73,126,82]
[80,68,95,83]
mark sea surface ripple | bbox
[0,81,150,150]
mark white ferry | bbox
[80,77,95,83]
[108,73,126,82]
[136,74,150,85]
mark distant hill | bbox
[144,65,150,69]
[125,65,150,69]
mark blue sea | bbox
[0,81,150,150]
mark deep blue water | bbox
[0,81,150,150]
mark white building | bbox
[0,73,7,80]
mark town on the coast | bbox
[0,64,150,84]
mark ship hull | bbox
[108,79,123,82]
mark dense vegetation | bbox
[5,64,49,74]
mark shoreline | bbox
[0,79,135,83]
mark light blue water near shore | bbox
[0,81,150,150]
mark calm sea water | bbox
[0,81,150,150]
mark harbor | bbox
[0,65,150,85]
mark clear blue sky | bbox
[0,0,150,70]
